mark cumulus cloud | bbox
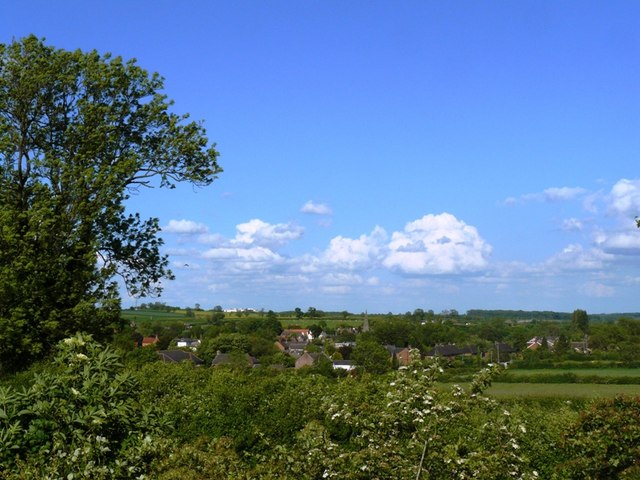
[594,230,640,255]
[322,226,387,270]
[608,178,640,216]
[163,219,209,234]
[504,186,586,205]
[383,213,492,274]
[301,201,332,215]
[232,219,303,248]
[202,245,285,271]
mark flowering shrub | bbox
[0,333,169,478]
[315,355,537,479]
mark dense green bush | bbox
[559,396,640,479]
[0,335,636,479]
[0,333,169,478]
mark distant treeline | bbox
[466,309,640,322]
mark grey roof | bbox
[425,344,465,357]
[282,341,308,351]
[495,342,518,353]
[157,350,204,365]
[211,352,259,367]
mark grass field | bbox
[507,368,640,378]
[279,318,362,328]
[486,382,640,399]
[121,309,364,328]
[121,310,198,323]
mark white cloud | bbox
[581,281,615,298]
[505,186,586,205]
[544,244,612,271]
[561,218,584,232]
[383,213,492,274]
[232,219,303,248]
[301,201,332,215]
[200,245,287,273]
[163,219,209,234]
[593,230,640,255]
[608,178,640,216]
[543,187,587,202]
[202,245,283,262]
[322,226,387,270]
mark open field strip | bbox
[507,368,640,377]
[485,382,640,399]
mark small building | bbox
[526,337,556,351]
[141,336,160,347]
[176,338,201,350]
[424,344,466,359]
[211,351,259,368]
[279,341,308,357]
[332,360,355,371]
[294,351,330,369]
[157,350,204,365]
[385,345,412,366]
[280,329,314,342]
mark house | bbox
[141,336,159,347]
[332,360,355,371]
[176,338,201,350]
[294,352,330,369]
[394,347,412,365]
[280,328,314,342]
[211,351,259,367]
[526,336,557,351]
[424,344,466,359]
[275,341,308,357]
[495,342,518,354]
[384,345,412,366]
[461,345,479,356]
[157,350,204,365]
[334,341,356,349]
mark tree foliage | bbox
[0,36,220,370]
[572,309,589,336]
[0,333,169,478]
[559,396,640,479]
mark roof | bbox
[281,341,308,350]
[211,351,259,367]
[142,336,159,346]
[495,342,518,353]
[425,344,465,357]
[385,345,410,356]
[281,328,311,335]
[157,350,204,365]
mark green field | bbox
[121,309,196,323]
[279,318,362,328]
[486,382,640,399]
[121,309,365,328]
[507,368,640,377]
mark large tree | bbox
[0,36,221,370]
[571,309,589,336]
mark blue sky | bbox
[3,2,640,314]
